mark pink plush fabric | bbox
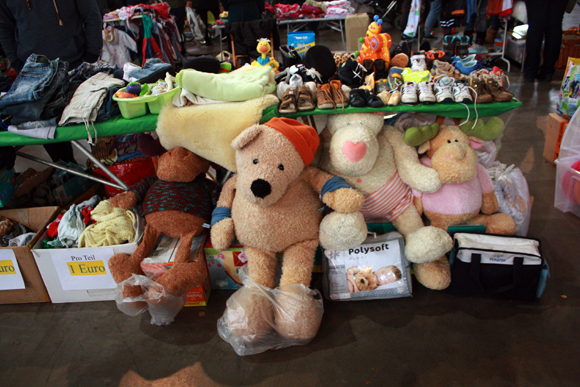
[413,157,494,216]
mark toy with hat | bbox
[357,15,392,66]
[210,117,367,355]
[251,38,280,72]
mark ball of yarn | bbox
[561,158,580,204]
[126,83,142,95]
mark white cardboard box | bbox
[32,216,143,303]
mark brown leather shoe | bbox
[297,85,315,111]
[484,77,514,102]
[279,87,297,114]
[468,76,493,104]
[317,83,335,109]
[330,80,348,108]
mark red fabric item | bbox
[487,0,512,17]
[276,3,301,19]
[82,207,94,226]
[300,4,325,18]
[47,215,63,238]
[141,3,170,20]
[92,158,157,198]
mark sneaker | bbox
[484,77,514,102]
[468,44,488,55]
[374,59,388,79]
[330,79,348,108]
[453,59,487,75]
[390,53,409,69]
[431,60,465,81]
[401,82,418,104]
[489,66,510,89]
[366,90,384,107]
[468,75,493,104]
[317,83,335,109]
[411,53,428,72]
[452,81,473,103]
[375,78,389,94]
[443,35,457,57]
[433,75,455,103]
[402,67,431,83]
[418,81,436,104]
[349,88,366,107]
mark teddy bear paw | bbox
[210,218,235,251]
[319,212,367,250]
[414,256,451,290]
[404,226,453,263]
[274,284,324,342]
[322,188,364,213]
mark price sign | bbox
[49,247,117,290]
[0,250,25,290]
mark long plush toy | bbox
[211,117,364,347]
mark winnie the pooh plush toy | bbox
[108,146,220,299]
[211,117,364,352]
[317,113,453,290]
[414,125,516,234]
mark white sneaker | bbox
[433,75,455,103]
[452,81,473,103]
[401,82,418,104]
[411,53,427,72]
[418,81,436,104]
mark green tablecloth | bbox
[260,99,523,123]
[1,99,521,146]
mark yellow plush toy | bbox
[251,38,279,71]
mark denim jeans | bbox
[3,60,69,125]
[424,0,442,37]
[127,58,173,83]
[0,54,58,109]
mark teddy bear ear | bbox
[231,125,264,150]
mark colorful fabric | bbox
[131,175,220,222]
[360,172,413,221]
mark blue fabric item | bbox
[211,207,232,227]
[117,150,147,162]
[320,176,354,198]
[127,58,172,81]
[0,54,57,109]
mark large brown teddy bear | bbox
[414,125,516,234]
[108,147,220,298]
[211,117,364,349]
[317,113,453,290]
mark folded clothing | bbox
[175,66,275,102]
[78,200,136,248]
[57,204,86,248]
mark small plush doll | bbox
[414,125,516,235]
[354,266,378,291]
[211,117,364,346]
[108,145,220,298]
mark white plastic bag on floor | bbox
[186,7,205,42]
[217,266,324,356]
[487,162,532,236]
[115,274,186,326]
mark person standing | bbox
[221,0,264,23]
[193,0,221,46]
[0,0,103,163]
[524,0,569,82]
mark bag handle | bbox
[470,254,524,296]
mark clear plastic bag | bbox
[115,274,187,326]
[487,162,532,236]
[217,266,324,356]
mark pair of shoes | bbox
[361,58,389,79]
[444,35,470,58]
[468,74,513,103]
[279,84,316,113]
[402,67,431,83]
[473,67,510,89]
[433,76,472,103]
[401,81,436,104]
[431,60,466,81]
[485,29,498,44]
[317,80,348,110]
[452,56,488,75]
[381,68,404,106]
[338,57,367,88]
[410,52,428,72]
[349,89,384,108]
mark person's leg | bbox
[474,0,488,44]
[424,0,442,38]
[538,0,569,80]
[524,0,548,80]
[43,142,76,163]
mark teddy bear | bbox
[108,145,220,299]
[317,113,453,291]
[413,125,516,235]
[211,117,364,349]
[347,265,402,293]
[353,266,378,292]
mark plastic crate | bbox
[554,156,580,218]
[112,87,152,119]
[147,86,180,114]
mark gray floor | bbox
[2,21,580,387]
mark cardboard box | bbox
[0,207,59,304]
[0,168,16,208]
[204,240,246,290]
[544,113,570,165]
[141,234,210,306]
[288,31,315,58]
[13,167,55,198]
[32,215,143,303]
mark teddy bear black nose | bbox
[251,179,272,198]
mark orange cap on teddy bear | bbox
[264,117,319,166]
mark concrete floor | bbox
[3,20,580,387]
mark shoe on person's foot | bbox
[411,53,428,72]
[485,77,514,102]
[317,84,335,109]
[401,81,418,104]
[418,81,436,104]
[433,75,455,103]
[452,81,473,103]
[536,73,553,82]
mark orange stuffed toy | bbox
[358,15,392,66]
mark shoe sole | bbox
[318,103,335,109]
[437,96,454,103]
[455,98,473,104]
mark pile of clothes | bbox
[0,216,35,247]
[265,1,353,19]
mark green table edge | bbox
[259,99,522,124]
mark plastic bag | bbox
[475,140,499,168]
[487,162,532,236]
[115,274,186,326]
[92,158,157,197]
[186,7,205,42]
[217,266,324,356]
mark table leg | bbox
[71,140,130,191]
[340,20,346,51]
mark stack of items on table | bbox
[273,16,514,114]
[41,195,137,249]
[265,0,354,19]
[101,3,183,68]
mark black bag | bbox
[448,233,549,301]
[181,55,221,73]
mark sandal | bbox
[297,85,315,111]
[279,87,298,114]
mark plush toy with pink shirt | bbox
[414,125,516,235]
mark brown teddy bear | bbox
[414,125,516,234]
[354,266,378,291]
[211,117,364,347]
[108,146,220,299]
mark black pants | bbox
[43,142,76,164]
[170,8,187,38]
[524,0,568,79]
[198,6,221,41]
